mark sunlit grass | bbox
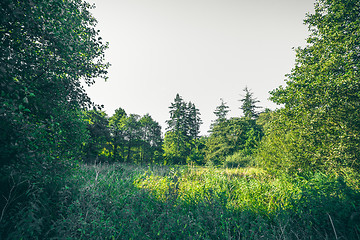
[51,163,360,239]
[133,165,298,214]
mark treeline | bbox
[82,109,163,164]
[162,89,264,166]
[83,87,265,168]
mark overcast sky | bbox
[85,0,316,135]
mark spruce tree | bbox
[164,94,202,164]
[239,86,260,119]
[212,98,230,128]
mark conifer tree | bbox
[239,87,260,119]
[164,94,202,164]
[211,98,230,129]
[187,102,202,144]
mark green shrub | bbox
[223,151,256,168]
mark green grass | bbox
[33,163,360,239]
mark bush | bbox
[223,152,256,168]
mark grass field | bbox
[51,163,360,239]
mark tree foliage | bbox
[0,0,109,237]
[211,98,230,129]
[164,94,202,164]
[260,0,360,176]
[205,118,263,165]
[0,0,109,166]
[108,107,127,162]
[139,114,163,163]
[82,110,110,163]
[107,109,163,164]
[239,86,261,120]
[206,89,263,166]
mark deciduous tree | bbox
[262,0,360,176]
[0,0,108,237]
[108,108,127,162]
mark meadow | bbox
[50,163,360,239]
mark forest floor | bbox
[53,163,360,239]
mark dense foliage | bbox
[205,88,263,166]
[163,94,203,165]
[259,0,360,177]
[0,0,108,237]
[82,109,163,164]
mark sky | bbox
[85,0,316,135]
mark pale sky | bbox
[85,0,316,135]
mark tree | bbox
[0,0,108,166]
[164,94,202,164]
[0,0,108,237]
[239,86,261,119]
[187,102,202,145]
[206,91,263,165]
[139,114,163,163]
[108,109,163,164]
[205,118,263,165]
[108,108,127,162]
[165,94,189,164]
[262,0,360,176]
[123,114,141,162]
[82,110,110,163]
[210,98,230,130]
[166,94,187,134]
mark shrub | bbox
[223,152,256,168]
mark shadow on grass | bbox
[5,163,359,240]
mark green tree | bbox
[206,91,263,165]
[108,108,127,162]
[212,98,230,128]
[239,86,261,119]
[166,94,187,134]
[164,94,202,164]
[262,0,360,176]
[123,114,141,163]
[0,0,108,237]
[165,94,189,164]
[205,118,262,165]
[139,114,163,163]
[82,110,110,163]
[187,102,202,146]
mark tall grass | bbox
[17,163,360,239]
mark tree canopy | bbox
[239,86,261,120]
[261,0,360,176]
[0,0,109,237]
[0,0,109,168]
[164,94,202,164]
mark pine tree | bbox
[187,102,202,145]
[211,98,230,129]
[239,87,260,119]
[164,94,202,164]
[166,94,187,134]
